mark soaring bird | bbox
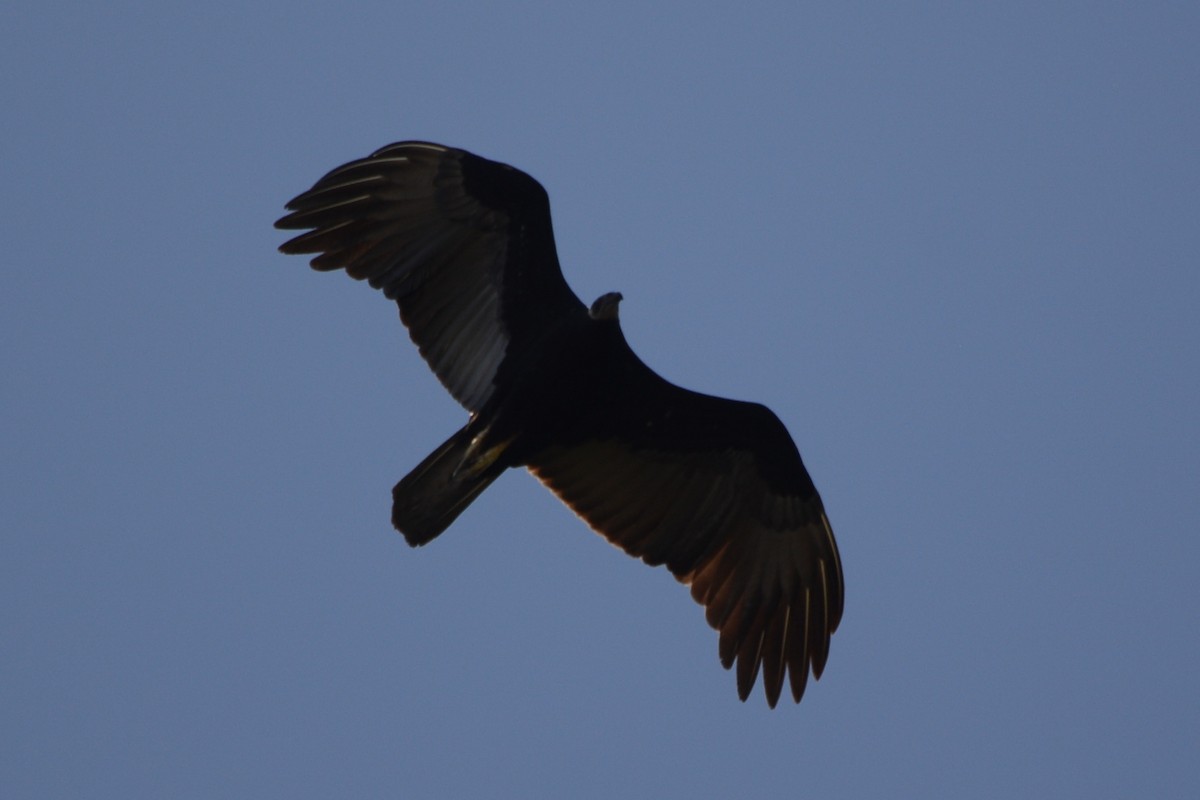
[275,142,843,707]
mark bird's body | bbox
[276,142,843,707]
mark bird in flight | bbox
[275,142,843,707]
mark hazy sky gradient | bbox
[3,2,1198,797]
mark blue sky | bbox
[3,2,1198,797]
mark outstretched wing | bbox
[275,141,587,411]
[527,376,843,708]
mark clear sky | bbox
[3,2,1198,797]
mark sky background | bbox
[3,2,1198,797]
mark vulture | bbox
[275,141,843,707]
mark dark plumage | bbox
[275,141,843,707]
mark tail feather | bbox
[392,426,503,546]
